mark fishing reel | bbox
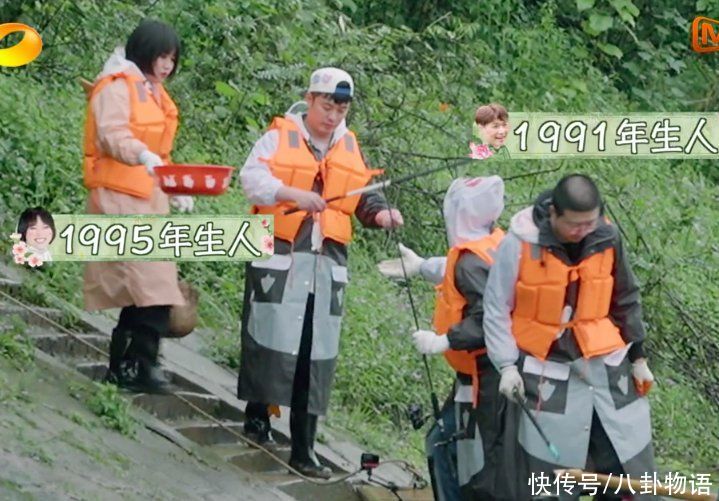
[407,403,430,430]
[432,429,469,448]
[360,452,380,481]
[360,451,428,491]
[360,452,380,471]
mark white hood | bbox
[94,46,144,82]
[509,206,540,244]
[443,175,505,246]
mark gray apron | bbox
[518,347,657,500]
[238,251,348,415]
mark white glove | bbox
[377,243,425,279]
[499,365,525,402]
[375,208,404,229]
[170,195,194,213]
[632,358,654,396]
[412,329,450,355]
[138,150,163,175]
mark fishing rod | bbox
[283,157,475,215]
[513,388,560,461]
[370,157,489,484]
[374,178,464,485]
[376,183,445,428]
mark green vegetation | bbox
[0,315,35,368]
[71,382,138,437]
[1,0,717,474]
[86,383,138,437]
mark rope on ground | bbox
[0,288,428,490]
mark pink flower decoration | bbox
[469,142,494,160]
[261,235,274,255]
[27,254,44,268]
[12,241,27,257]
[261,218,270,228]
[14,254,26,265]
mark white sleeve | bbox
[419,256,447,285]
[483,233,522,370]
[238,130,284,206]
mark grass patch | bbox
[327,403,428,470]
[0,315,34,369]
[0,373,22,404]
[69,411,95,429]
[86,383,138,437]
[12,427,55,466]
[0,478,33,499]
[650,370,719,475]
[202,328,240,369]
[70,382,138,437]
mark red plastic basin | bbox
[154,164,234,196]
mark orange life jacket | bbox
[432,228,505,407]
[83,72,178,199]
[252,117,382,244]
[511,241,625,360]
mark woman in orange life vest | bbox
[237,67,403,479]
[378,176,512,500]
[82,19,192,393]
[484,174,656,500]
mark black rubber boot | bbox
[132,356,171,394]
[288,410,331,479]
[133,324,170,394]
[243,402,275,445]
[123,325,170,394]
[108,328,129,373]
[103,328,135,386]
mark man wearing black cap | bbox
[237,67,403,478]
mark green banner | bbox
[11,215,274,263]
[502,113,719,158]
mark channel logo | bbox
[0,23,42,67]
[692,16,719,53]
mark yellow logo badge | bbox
[0,23,42,67]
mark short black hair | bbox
[125,19,181,79]
[18,207,55,244]
[551,174,603,216]
[310,90,352,105]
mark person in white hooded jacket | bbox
[378,176,513,500]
